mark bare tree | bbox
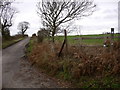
[0,0,11,35]
[37,0,96,42]
[0,0,17,39]
[17,21,30,36]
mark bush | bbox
[37,35,44,43]
[37,28,50,43]
[32,33,36,37]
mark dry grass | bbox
[28,40,120,88]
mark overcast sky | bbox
[10,0,119,36]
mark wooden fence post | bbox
[58,39,66,57]
[110,28,114,52]
[64,30,68,54]
[58,30,68,57]
[111,28,114,41]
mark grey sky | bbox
[10,0,119,36]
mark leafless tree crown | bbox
[37,0,96,42]
[0,0,17,35]
[17,21,30,36]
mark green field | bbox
[54,34,120,45]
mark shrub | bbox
[37,28,50,43]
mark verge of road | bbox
[2,37,27,49]
[19,57,71,88]
[24,40,72,88]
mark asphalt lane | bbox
[2,37,62,88]
[2,37,30,88]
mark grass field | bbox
[54,34,120,45]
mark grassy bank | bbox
[27,37,120,88]
[2,38,24,49]
[26,37,37,55]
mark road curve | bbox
[2,38,61,88]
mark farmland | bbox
[54,34,120,45]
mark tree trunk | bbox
[52,34,55,43]
[52,28,56,43]
[1,25,5,38]
[22,31,24,37]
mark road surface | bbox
[2,38,62,88]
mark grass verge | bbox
[26,37,37,55]
[2,38,24,49]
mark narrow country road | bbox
[2,38,62,88]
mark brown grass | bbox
[28,40,120,87]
